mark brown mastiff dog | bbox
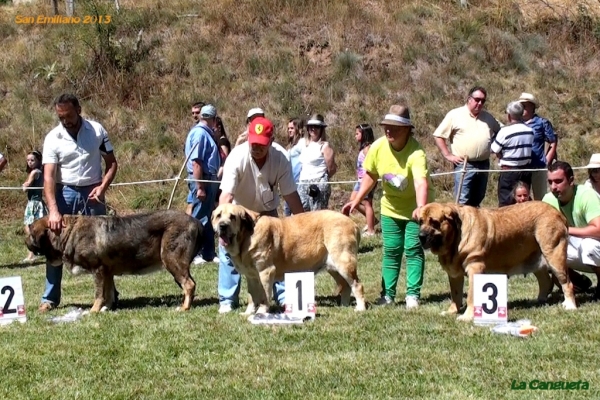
[418,201,577,321]
[211,203,366,314]
[25,210,202,312]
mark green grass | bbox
[1,224,599,399]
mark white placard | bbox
[283,272,316,319]
[473,274,507,326]
[0,277,27,325]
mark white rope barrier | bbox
[0,165,591,190]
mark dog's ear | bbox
[241,211,255,235]
[443,204,459,223]
[442,204,462,241]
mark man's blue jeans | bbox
[187,175,219,260]
[42,184,106,306]
[453,159,489,207]
[218,245,286,307]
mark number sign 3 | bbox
[0,277,27,325]
[473,274,507,326]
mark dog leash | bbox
[78,196,119,216]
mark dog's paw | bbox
[241,305,256,316]
[562,300,577,310]
[456,313,474,322]
[256,305,269,314]
[440,310,457,316]
[354,304,367,312]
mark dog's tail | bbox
[354,222,361,249]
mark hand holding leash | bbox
[88,186,105,203]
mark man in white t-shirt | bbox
[39,93,118,312]
[0,152,6,173]
[217,116,304,313]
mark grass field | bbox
[1,220,600,399]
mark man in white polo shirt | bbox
[217,116,304,313]
[39,93,118,312]
[490,101,534,207]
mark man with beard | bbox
[543,161,599,296]
[39,93,118,312]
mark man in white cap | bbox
[518,92,557,200]
[184,104,221,265]
[234,107,265,146]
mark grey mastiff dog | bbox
[26,210,203,312]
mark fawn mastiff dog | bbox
[211,203,366,314]
[25,210,202,312]
[418,201,577,321]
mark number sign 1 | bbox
[0,277,27,325]
[284,272,316,319]
[473,274,508,326]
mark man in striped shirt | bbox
[491,101,534,207]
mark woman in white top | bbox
[584,153,600,195]
[295,113,337,211]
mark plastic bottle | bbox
[491,319,538,337]
[49,308,89,324]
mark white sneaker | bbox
[192,256,208,265]
[212,256,220,263]
[405,295,419,309]
[218,304,233,314]
[375,295,394,306]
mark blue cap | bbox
[200,104,217,118]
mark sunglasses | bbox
[470,96,486,104]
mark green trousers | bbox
[380,215,425,299]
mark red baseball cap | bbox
[248,117,273,146]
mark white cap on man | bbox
[246,107,265,122]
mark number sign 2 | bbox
[473,274,507,326]
[0,277,27,325]
[284,272,316,319]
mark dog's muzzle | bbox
[419,229,442,251]
[217,222,234,247]
[418,231,431,249]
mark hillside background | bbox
[1,0,600,222]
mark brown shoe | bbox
[38,302,56,313]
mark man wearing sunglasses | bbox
[433,86,501,207]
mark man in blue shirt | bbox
[184,104,221,265]
[518,92,558,200]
